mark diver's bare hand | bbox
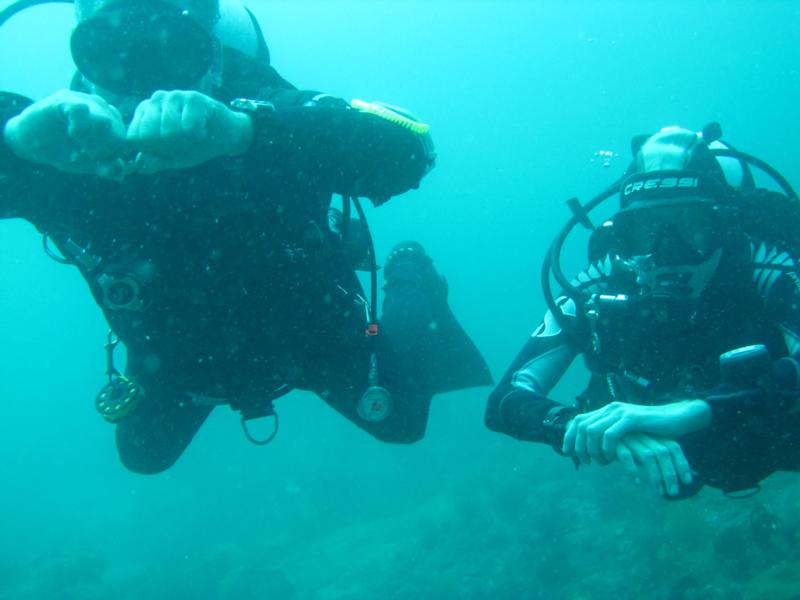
[615,432,693,498]
[3,90,128,179]
[127,90,254,174]
[562,400,711,465]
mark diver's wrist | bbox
[227,110,254,156]
[681,399,712,433]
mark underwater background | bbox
[2,1,800,598]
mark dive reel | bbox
[94,331,144,422]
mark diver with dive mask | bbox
[594,172,730,329]
[1,0,490,473]
[487,124,800,499]
[70,0,221,99]
[2,0,276,120]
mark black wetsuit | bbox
[1,56,491,473]
[487,238,800,494]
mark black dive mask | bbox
[71,0,216,97]
[612,201,725,304]
[613,202,723,267]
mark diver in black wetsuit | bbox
[486,125,800,498]
[1,0,491,473]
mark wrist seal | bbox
[542,405,579,452]
[229,98,275,125]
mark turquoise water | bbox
[1,1,800,598]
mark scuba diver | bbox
[486,124,800,498]
[0,0,492,473]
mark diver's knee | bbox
[484,410,502,433]
[117,445,181,474]
[368,422,426,444]
[115,430,183,475]
[484,397,505,433]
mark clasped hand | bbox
[4,89,254,179]
[561,400,712,497]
